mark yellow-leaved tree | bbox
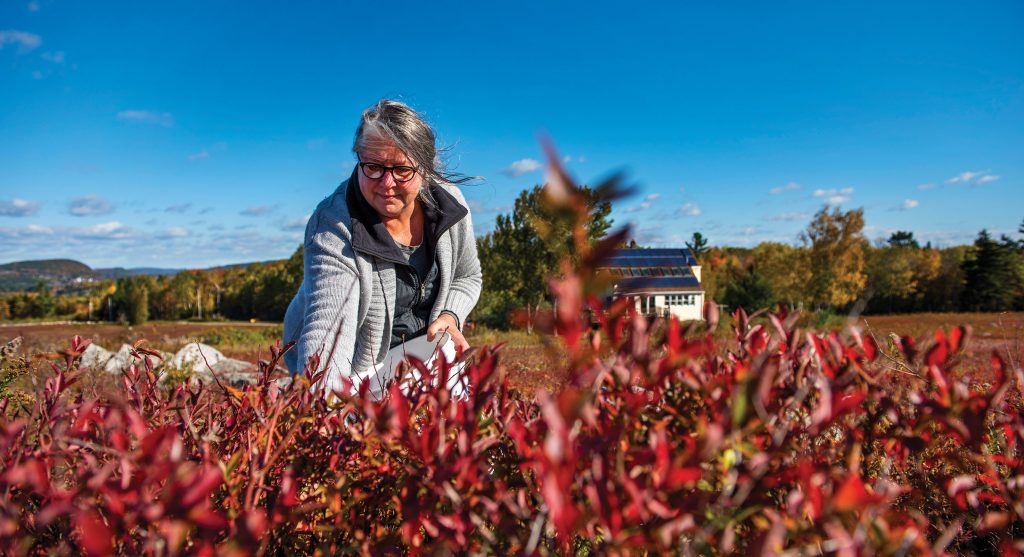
[802,206,867,308]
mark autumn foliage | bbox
[2,156,1023,555]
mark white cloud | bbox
[946,170,980,184]
[26,224,52,234]
[678,202,702,217]
[73,221,136,240]
[0,30,41,53]
[467,200,512,214]
[898,199,919,210]
[161,227,188,238]
[0,198,40,217]
[283,214,310,231]
[766,212,809,222]
[770,182,800,194]
[500,158,543,178]
[624,202,652,214]
[813,187,854,197]
[187,149,209,161]
[975,174,999,186]
[240,205,274,217]
[917,183,936,191]
[826,195,851,204]
[68,194,114,216]
[644,193,661,202]
[40,50,63,63]
[116,110,174,127]
[165,203,192,214]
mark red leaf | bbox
[74,509,113,556]
[834,474,882,512]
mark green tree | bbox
[961,230,1017,311]
[127,284,149,325]
[919,246,969,312]
[802,207,867,308]
[750,242,812,308]
[865,246,918,313]
[887,230,920,249]
[31,280,55,318]
[686,232,709,257]
[722,266,774,313]
[474,184,613,326]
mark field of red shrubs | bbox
[1,163,1022,555]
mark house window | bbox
[666,294,698,306]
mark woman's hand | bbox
[427,313,469,352]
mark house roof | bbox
[612,276,703,294]
[603,248,700,268]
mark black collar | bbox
[345,167,468,265]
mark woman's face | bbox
[356,142,423,221]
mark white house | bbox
[601,248,705,321]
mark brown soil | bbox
[1,321,280,361]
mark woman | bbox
[283,100,481,397]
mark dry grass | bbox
[5,312,1021,392]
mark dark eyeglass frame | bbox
[357,160,419,183]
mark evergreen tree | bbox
[961,230,1016,311]
[722,267,774,313]
[686,232,709,257]
[887,230,920,249]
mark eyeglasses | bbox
[357,160,419,183]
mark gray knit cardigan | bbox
[282,178,481,394]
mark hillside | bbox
[0,259,92,275]
[0,258,283,293]
[0,259,97,292]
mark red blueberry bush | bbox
[2,159,1023,555]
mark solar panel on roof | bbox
[614,276,701,289]
[604,249,699,268]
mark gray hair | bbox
[353,100,475,207]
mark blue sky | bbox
[1,1,1022,268]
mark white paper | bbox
[350,332,467,400]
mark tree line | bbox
[704,209,1024,315]
[2,188,1022,325]
[0,247,303,324]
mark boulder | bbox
[171,343,225,373]
[211,358,258,387]
[78,344,114,370]
[104,344,135,374]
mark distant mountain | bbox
[93,266,183,279]
[0,259,97,292]
[0,259,92,275]
[0,258,285,293]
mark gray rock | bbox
[171,343,225,373]
[212,358,258,387]
[78,343,114,370]
[103,344,134,374]
[100,344,170,375]
[211,358,256,375]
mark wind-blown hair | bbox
[353,100,475,207]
